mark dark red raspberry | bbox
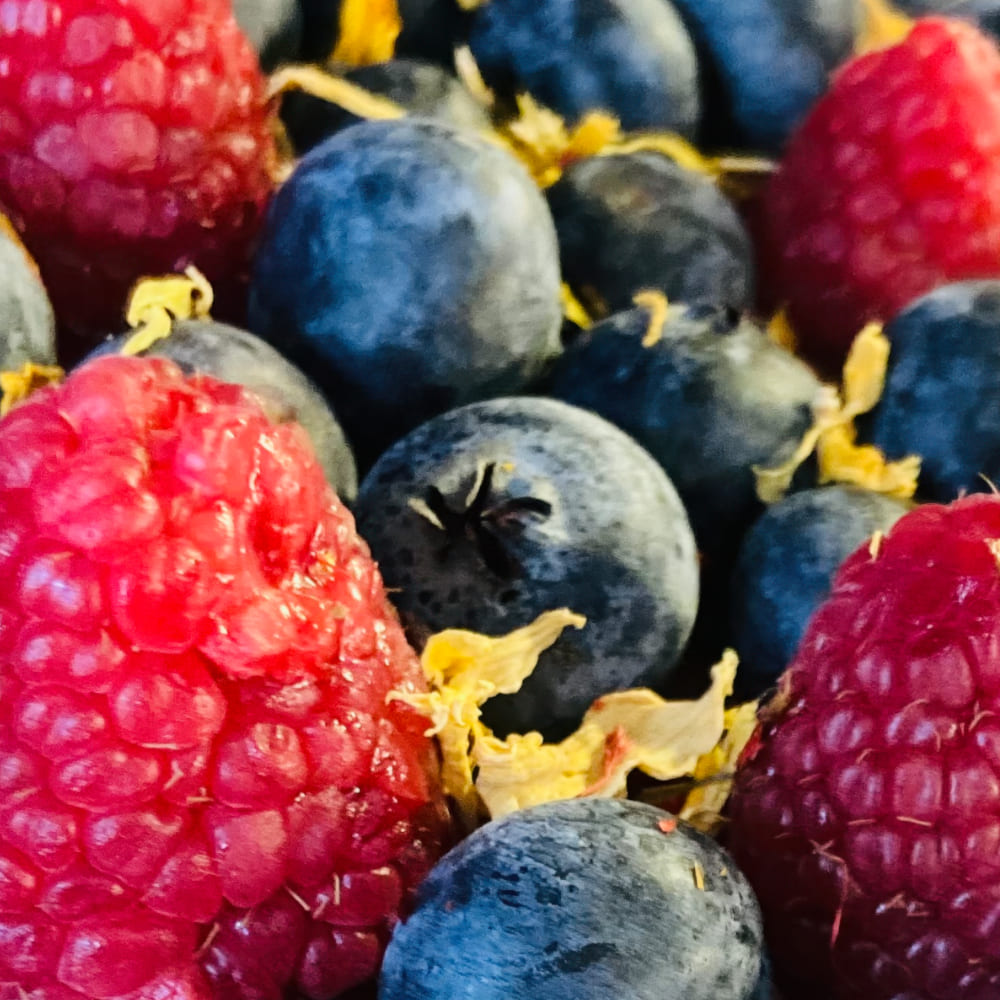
[758,18,1000,373]
[0,355,451,999]
[728,494,1000,1000]
[0,0,277,354]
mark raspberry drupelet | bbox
[0,0,277,351]
[0,355,451,999]
[729,495,1000,1000]
[757,17,1000,373]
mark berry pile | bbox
[5,2,1000,999]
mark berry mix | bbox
[3,1,1000,999]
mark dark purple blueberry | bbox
[379,798,768,1000]
[865,280,1000,503]
[468,0,701,136]
[281,59,491,155]
[0,229,56,370]
[729,486,909,699]
[81,319,358,503]
[248,118,563,469]
[354,396,699,741]
[672,0,858,152]
[547,152,754,317]
[547,302,820,563]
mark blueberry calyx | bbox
[416,462,552,579]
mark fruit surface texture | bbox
[0,0,277,344]
[380,798,768,1000]
[0,355,449,999]
[759,18,1000,372]
[729,494,1000,999]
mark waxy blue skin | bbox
[548,303,820,563]
[355,396,699,741]
[865,280,1000,504]
[248,118,563,469]
[729,485,909,699]
[281,59,492,155]
[0,230,56,371]
[547,152,755,316]
[379,798,769,1000]
[672,0,857,152]
[83,320,359,503]
[467,0,701,136]
[234,0,303,71]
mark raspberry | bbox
[758,18,1000,373]
[728,494,1000,1000]
[0,355,451,999]
[0,1,277,353]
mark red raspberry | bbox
[0,355,451,999]
[728,495,1000,1000]
[758,18,1000,373]
[0,0,277,354]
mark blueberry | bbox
[82,320,358,503]
[248,118,563,469]
[234,0,303,70]
[281,59,491,155]
[672,0,858,152]
[0,229,56,371]
[548,303,820,563]
[864,280,1000,503]
[729,486,908,698]
[547,152,755,317]
[379,798,768,1000]
[354,396,699,740]
[468,0,701,136]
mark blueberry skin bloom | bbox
[354,397,699,741]
[548,304,820,562]
[281,59,492,156]
[0,228,56,370]
[729,486,909,699]
[379,798,768,1000]
[248,119,563,468]
[82,319,359,503]
[866,280,1000,503]
[468,0,701,136]
[671,0,857,152]
[547,152,755,316]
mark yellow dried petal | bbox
[0,363,64,417]
[841,322,890,418]
[267,65,406,121]
[605,132,715,177]
[122,267,214,357]
[817,423,920,499]
[680,700,759,835]
[633,289,670,347]
[456,0,488,9]
[389,610,586,829]
[563,111,623,163]
[856,0,914,55]
[332,0,401,66]
[766,308,798,353]
[453,46,494,109]
[561,283,592,329]
[473,652,738,819]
